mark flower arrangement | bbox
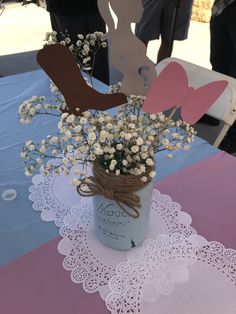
[19,31,195,186]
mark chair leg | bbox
[213,124,231,147]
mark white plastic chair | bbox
[155,57,236,147]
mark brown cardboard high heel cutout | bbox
[37,44,127,115]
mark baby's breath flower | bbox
[141,176,148,182]
[61,112,69,119]
[66,115,75,123]
[109,147,116,154]
[35,104,42,110]
[141,145,148,152]
[146,158,154,166]
[106,122,113,130]
[29,108,35,115]
[149,170,156,178]
[36,158,42,164]
[25,170,32,177]
[80,117,87,124]
[66,145,74,153]
[141,152,148,159]
[158,113,165,121]
[184,145,190,151]
[29,144,35,151]
[50,136,58,144]
[134,168,141,175]
[162,139,169,147]
[25,140,33,147]
[94,147,103,155]
[65,37,71,44]
[150,114,157,120]
[175,143,182,149]
[20,152,27,159]
[74,169,80,175]
[127,155,132,163]
[136,137,144,145]
[110,159,117,166]
[139,164,146,173]
[130,114,137,121]
[109,164,115,171]
[148,135,154,142]
[122,160,128,166]
[39,146,46,154]
[89,154,96,161]
[88,132,96,141]
[125,133,132,140]
[70,178,81,186]
[128,123,135,129]
[100,136,106,143]
[131,145,139,153]
[172,132,179,139]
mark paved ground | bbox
[0,2,211,67]
[148,21,211,69]
[0,2,227,147]
[0,2,50,56]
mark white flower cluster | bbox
[44,31,57,46]
[18,78,94,124]
[18,89,64,124]
[20,97,195,183]
[109,82,122,94]
[44,31,107,79]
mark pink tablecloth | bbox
[154,151,236,249]
[0,237,108,314]
[1,151,236,314]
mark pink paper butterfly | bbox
[142,61,229,125]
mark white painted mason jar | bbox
[93,181,153,250]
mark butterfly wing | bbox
[142,61,189,113]
[181,80,228,125]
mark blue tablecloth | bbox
[0,70,219,266]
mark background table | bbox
[0,70,234,314]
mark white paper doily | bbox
[106,234,236,314]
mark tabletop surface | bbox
[0,69,235,314]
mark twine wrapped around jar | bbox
[77,162,153,218]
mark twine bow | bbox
[77,162,152,219]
